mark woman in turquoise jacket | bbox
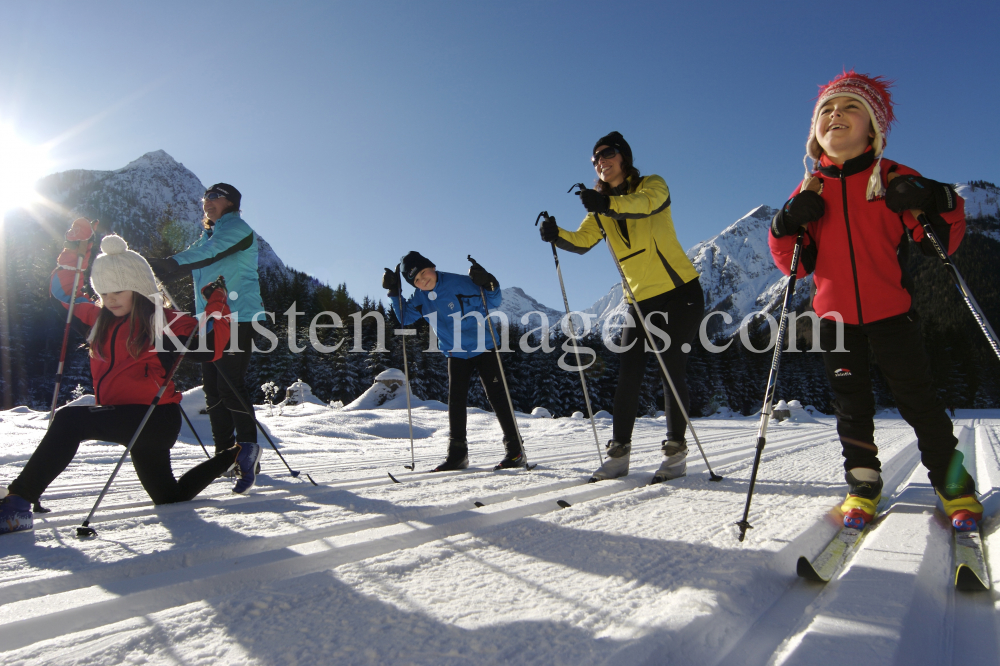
[385,251,523,471]
[149,183,263,456]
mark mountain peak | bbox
[119,150,180,172]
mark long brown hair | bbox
[88,293,157,360]
[595,165,642,195]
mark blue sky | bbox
[1,1,997,311]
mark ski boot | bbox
[232,443,262,494]
[589,440,631,482]
[494,450,526,471]
[0,494,33,535]
[936,473,982,532]
[650,440,687,485]
[841,468,882,529]
[433,442,469,472]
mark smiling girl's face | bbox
[814,95,875,164]
[101,290,134,317]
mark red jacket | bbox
[769,151,965,325]
[51,248,232,406]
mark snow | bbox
[2,401,999,665]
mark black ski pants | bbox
[819,311,959,487]
[448,349,520,454]
[203,321,257,453]
[8,404,238,505]
[613,279,704,445]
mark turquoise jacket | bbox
[391,271,502,359]
[172,212,264,323]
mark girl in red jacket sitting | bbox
[0,223,261,536]
[768,70,982,531]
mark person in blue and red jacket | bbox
[0,223,261,536]
[768,70,982,531]
[383,252,524,472]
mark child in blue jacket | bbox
[384,251,523,471]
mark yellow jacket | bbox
[556,174,700,302]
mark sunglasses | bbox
[592,147,619,164]
[203,192,228,201]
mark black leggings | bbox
[448,349,520,452]
[8,404,238,505]
[820,311,958,486]
[203,322,257,452]
[613,279,704,445]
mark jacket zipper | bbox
[95,320,125,404]
[840,172,865,325]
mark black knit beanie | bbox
[400,251,436,286]
[593,131,633,168]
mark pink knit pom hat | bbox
[805,70,896,200]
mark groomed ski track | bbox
[2,405,999,665]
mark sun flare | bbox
[0,124,52,213]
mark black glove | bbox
[468,261,498,291]
[578,188,611,214]
[771,190,825,238]
[539,216,560,243]
[201,274,227,299]
[382,265,401,297]
[148,257,180,279]
[885,174,957,214]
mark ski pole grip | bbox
[885,172,926,219]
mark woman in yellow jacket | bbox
[539,132,703,483]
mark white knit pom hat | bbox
[90,234,160,300]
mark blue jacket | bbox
[172,212,264,323]
[391,271,502,359]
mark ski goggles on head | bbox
[203,191,229,201]
[592,147,619,164]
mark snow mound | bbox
[181,385,208,412]
[376,368,406,383]
[593,410,612,419]
[345,382,424,411]
[569,411,584,419]
[282,380,326,406]
[531,407,552,418]
[65,394,97,407]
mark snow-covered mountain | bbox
[497,286,564,329]
[30,149,286,271]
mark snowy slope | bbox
[497,286,564,329]
[2,400,999,665]
[955,181,1000,221]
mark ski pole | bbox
[213,362,317,485]
[48,220,99,423]
[887,172,1000,364]
[394,265,417,471]
[736,228,806,541]
[40,219,99,514]
[736,175,819,541]
[178,403,211,459]
[568,184,722,482]
[77,314,203,537]
[468,255,534,470]
[535,211,604,465]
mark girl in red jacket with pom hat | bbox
[1,221,260,536]
[768,70,982,531]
